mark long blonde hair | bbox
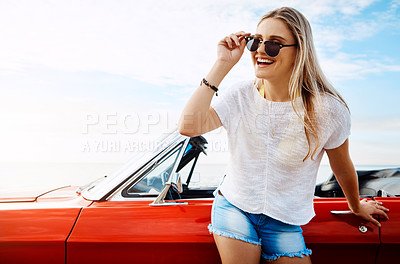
[256,7,348,161]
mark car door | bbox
[66,199,219,264]
[66,137,220,264]
[303,197,380,264]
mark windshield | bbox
[123,136,210,197]
[81,129,186,200]
[106,131,181,180]
[126,146,181,195]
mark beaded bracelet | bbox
[201,78,218,96]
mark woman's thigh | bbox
[214,234,262,264]
[257,216,311,263]
[209,193,311,263]
[209,192,261,245]
[262,255,311,264]
[209,193,262,263]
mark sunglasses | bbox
[244,35,297,58]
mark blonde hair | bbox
[256,7,348,161]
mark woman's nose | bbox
[257,41,266,54]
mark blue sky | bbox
[0,0,399,166]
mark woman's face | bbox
[251,18,297,83]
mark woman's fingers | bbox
[356,199,390,227]
[369,200,390,218]
[217,31,251,65]
[234,31,251,37]
[232,32,249,43]
[375,201,390,212]
[377,209,389,220]
[230,34,240,46]
[224,36,234,49]
[367,216,381,227]
[374,208,389,220]
[222,32,251,49]
[225,34,240,49]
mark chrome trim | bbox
[167,138,190,192]
[151,201,189,206]
[150,138,190,206]
[169,172,184,193]
[109,191,157,201]
[330,210,353,215]
[377,189,395,197]
[82,130,187,201]
[358,225,368,233]
[76,176,107,194]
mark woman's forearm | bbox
[178,60,232,137]
[334,168,361,212]
[325,139,361,212]
[326,139,389,226]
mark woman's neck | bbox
[263,79,290,102]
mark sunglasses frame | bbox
[244,35,297,58]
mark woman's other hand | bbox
[217,31,250,66]
[352,198,389,227]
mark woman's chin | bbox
[255,71,273,80]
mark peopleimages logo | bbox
[81,139,169,153]
[81,112,176,135]
[80,111,229,153]
[80,139,228,153]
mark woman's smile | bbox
[256,57,274,67]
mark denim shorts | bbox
[208,191,312,261]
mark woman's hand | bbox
[217,31,250,67]
[352,198,389,227]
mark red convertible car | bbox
[0,130,399,264]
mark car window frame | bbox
[119,142,185,198]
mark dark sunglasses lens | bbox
[265,42,280,57]
[246,39,259,52]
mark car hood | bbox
[0,185,76,203]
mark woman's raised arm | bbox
[178,32,249,137]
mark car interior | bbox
[123,135,400,200]
[314,168,400,198]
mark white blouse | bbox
[211,80,351,225]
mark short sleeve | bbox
[211,81,244,132]
[324,97,351,149]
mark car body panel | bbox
[374,197,400,264]
[67,199,219,264]
[305,198,379,264]
[0,130,398,264]
[0,187,91,264]
[0,209,80,264]
[0,185,74,203]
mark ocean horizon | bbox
[0,161,398,193]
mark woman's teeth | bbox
[257,58,273,64]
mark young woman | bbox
[178,7,389,264]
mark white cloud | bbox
[319,52,400,81]
[0,0,256,87]
[312,20,379,52]
[0,0,399,165]
[0,0,394,88]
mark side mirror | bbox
[169,172,183,193]
[150,172,187,206]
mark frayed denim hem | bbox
[262,248,312,261]
[208,224,262,246]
